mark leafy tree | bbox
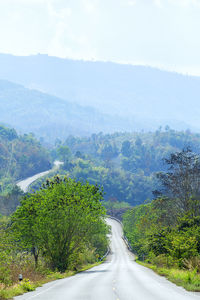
[11,176,108,271]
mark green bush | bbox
[20,279,35,292]
[148,253,178,268]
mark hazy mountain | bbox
[0,80,148,142]
[0,53,199,132]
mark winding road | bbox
[15,218,200,300]
[17,161,62,192]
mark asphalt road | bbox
[15,218,200,300]
[17,161,62,192]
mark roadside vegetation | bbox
[0,176,108,299]
[123,148,200,291]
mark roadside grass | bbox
[0,261,102,300]
[137,260,200,291]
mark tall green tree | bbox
[11,176,108,271]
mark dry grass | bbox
[0,261,102,299]
[183,257,200,272]
[9,263,45,285]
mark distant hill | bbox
[0,80,144,142]
[0,53,199,131]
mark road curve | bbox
[17,161,62,193]
[15,218,200,300]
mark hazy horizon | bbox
[1,52,200,78]
[1,0,200,76]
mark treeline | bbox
[123,148,200,270]
[51,128,200,206]
[0,125,51,215]
[0,177,108,291]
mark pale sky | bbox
[0,0,200,75]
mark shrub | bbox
[20,279,35,292]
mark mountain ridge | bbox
[0,53,200,135]
[0,79,145,142]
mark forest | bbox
[3,125,200,216]
[47,128,200,209]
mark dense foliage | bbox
[52,129,200,207]
[11,176,108,272]
[123,149,200,270]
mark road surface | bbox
[15,218,200,300]
[17,161,63,192]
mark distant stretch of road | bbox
[17,161,62,192]
[15,218,200,300]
